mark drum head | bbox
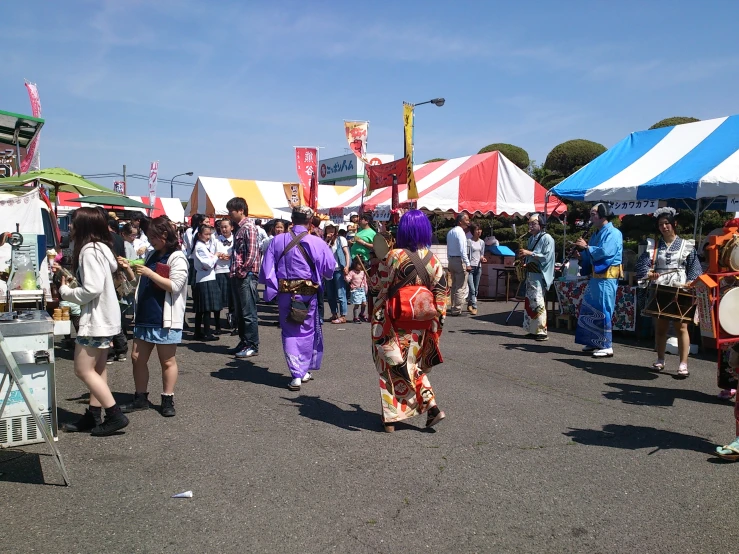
[719,287,739,335]
[730,243,739,271]
[373,233,391,259]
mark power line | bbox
[81,172,196,187]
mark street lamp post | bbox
[399,98,445,209]
[170,171,194,198]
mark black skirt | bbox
[194,279,223,313]
[215,272,233,310]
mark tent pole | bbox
[562,212,567,262]
[692,198,700,243]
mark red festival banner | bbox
[344,121,368,161]
[366,158,407,192]
[21,81,42,173]
[295,147,317,203]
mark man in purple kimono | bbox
[259,206,335,391]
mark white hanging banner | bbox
[607,199,660,215]
[726,196,739,212]
[148,161,159,206]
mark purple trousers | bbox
[278,292,324,379]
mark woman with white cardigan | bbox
[121,216,189,418]
[59,207,131,436]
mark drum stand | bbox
[0,329,70,486]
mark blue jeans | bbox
[467,266,482,308]
[233,273,259,350]
[325,269,348,317]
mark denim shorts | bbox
[133,326,182,345]
[76,336,113,349]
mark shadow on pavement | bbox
[602,382,729,408]
[555,357,659,381]
[210,361,287,389]
[0,450,57,485]
[501,342,575,357]
[564,424,716,454]
[283,396,382,432]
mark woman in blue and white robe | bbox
[635,208,702,377]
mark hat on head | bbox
[292,205,314,219]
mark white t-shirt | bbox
[331,236,349,270]
[468,238,485,267]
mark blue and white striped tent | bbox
[550,116,739,202]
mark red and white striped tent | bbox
[56,192,186,223]
[317,152,566,217]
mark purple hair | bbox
[395,209,433,251]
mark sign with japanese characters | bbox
[373,205,391,222]
[148,161,159,207]
[295,147,317,204]
[726,196,739,212]
[607,199,660,215]
[344,120,368,161]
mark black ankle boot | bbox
[161,394,176,417]
[91,406,129,436]
[120,392,150,413]
[61,408,102,433]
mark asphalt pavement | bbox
[2,299,738,553]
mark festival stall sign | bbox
[317,152,567,217]
[186,176,355,220]
[550,115,739,202]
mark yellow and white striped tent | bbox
[186,176,354,219]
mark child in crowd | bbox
[345,257,368,323]
[192,223,223,340]
[215,219,234,332]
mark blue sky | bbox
[3,0,739,198]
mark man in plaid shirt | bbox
[227,197,260,358]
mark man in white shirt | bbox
[254,219,269,253]
[446,213,471,316]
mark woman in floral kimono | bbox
[369,210,449,433]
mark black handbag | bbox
[278,232,317,325]
[287,298,309,324]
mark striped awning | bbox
[317,152,565,217]
[550,116,739,201]
[186,176,353,220]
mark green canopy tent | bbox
[72,195,151,209]
[0,167,119,214]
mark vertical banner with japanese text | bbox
[148,161,159,211]
[295,147,317,206]
[403,103,418,199]
[344,121,369,162]
[21,81,42,173]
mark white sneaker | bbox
[302,372,313,383]
[288,378,301,391]
[592,348,614,358]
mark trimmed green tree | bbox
[544,139,607,177]
[478,143,530,170]
[649,117,700,130]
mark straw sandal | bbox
[715,438,739,461]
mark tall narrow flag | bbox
[148,161,159,209]
[295,147,318,205]
[344,121,369,161]
[21,81,42,173]
[403,104,418,199]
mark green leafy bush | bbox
[544,139,607,177]
[478,143,530,170]
[648,117,700,130]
